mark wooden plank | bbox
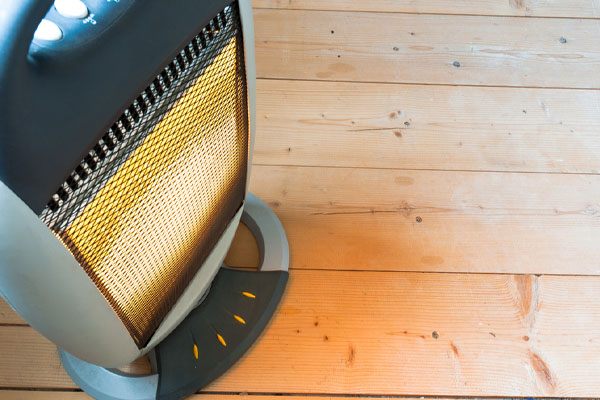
[2,271,600,397]
[0,392,467,400]
[0,301,23,325]
[0,166,597,292]
[0,392,90,400]
[255,80,600,173]
[247,165,600,274]
[224,222,260,269]
[254,0,600,19]
[254,10,600,88]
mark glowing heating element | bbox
[41,5,249,349]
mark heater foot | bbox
[59,193,289,400]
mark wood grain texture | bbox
[255,80,600,173]
[254,0,600,18]
[224,222,260,269]
[0,392,466,400]
[254,10,600,88]
[0,392,90,400]
[246,165,600,274]
[0,301,23,325]
[2,270,600,397]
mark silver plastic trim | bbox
[239,0,256,191]
[242,193,289,271]
[59,349,158,400]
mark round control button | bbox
[54,0,89,19]
[33,20,63,41]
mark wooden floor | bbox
[3,0,600,398]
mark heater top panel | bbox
[0,0,232,213]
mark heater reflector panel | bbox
[39,3,248,348]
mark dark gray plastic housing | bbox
[0,0,232,213]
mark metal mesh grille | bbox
[39,2,248,348]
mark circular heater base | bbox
[59,193,289,400]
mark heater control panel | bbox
[34,0,90,42]
[31,0,132,49]
[54,0,89,20]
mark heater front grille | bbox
[39,2,248,348]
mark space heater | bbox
[0,0,289,398]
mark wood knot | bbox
[530,351,556,392]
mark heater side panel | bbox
[239,0,257,189]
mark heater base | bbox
[59,193,289,400]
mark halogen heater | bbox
[0,1,289,399]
